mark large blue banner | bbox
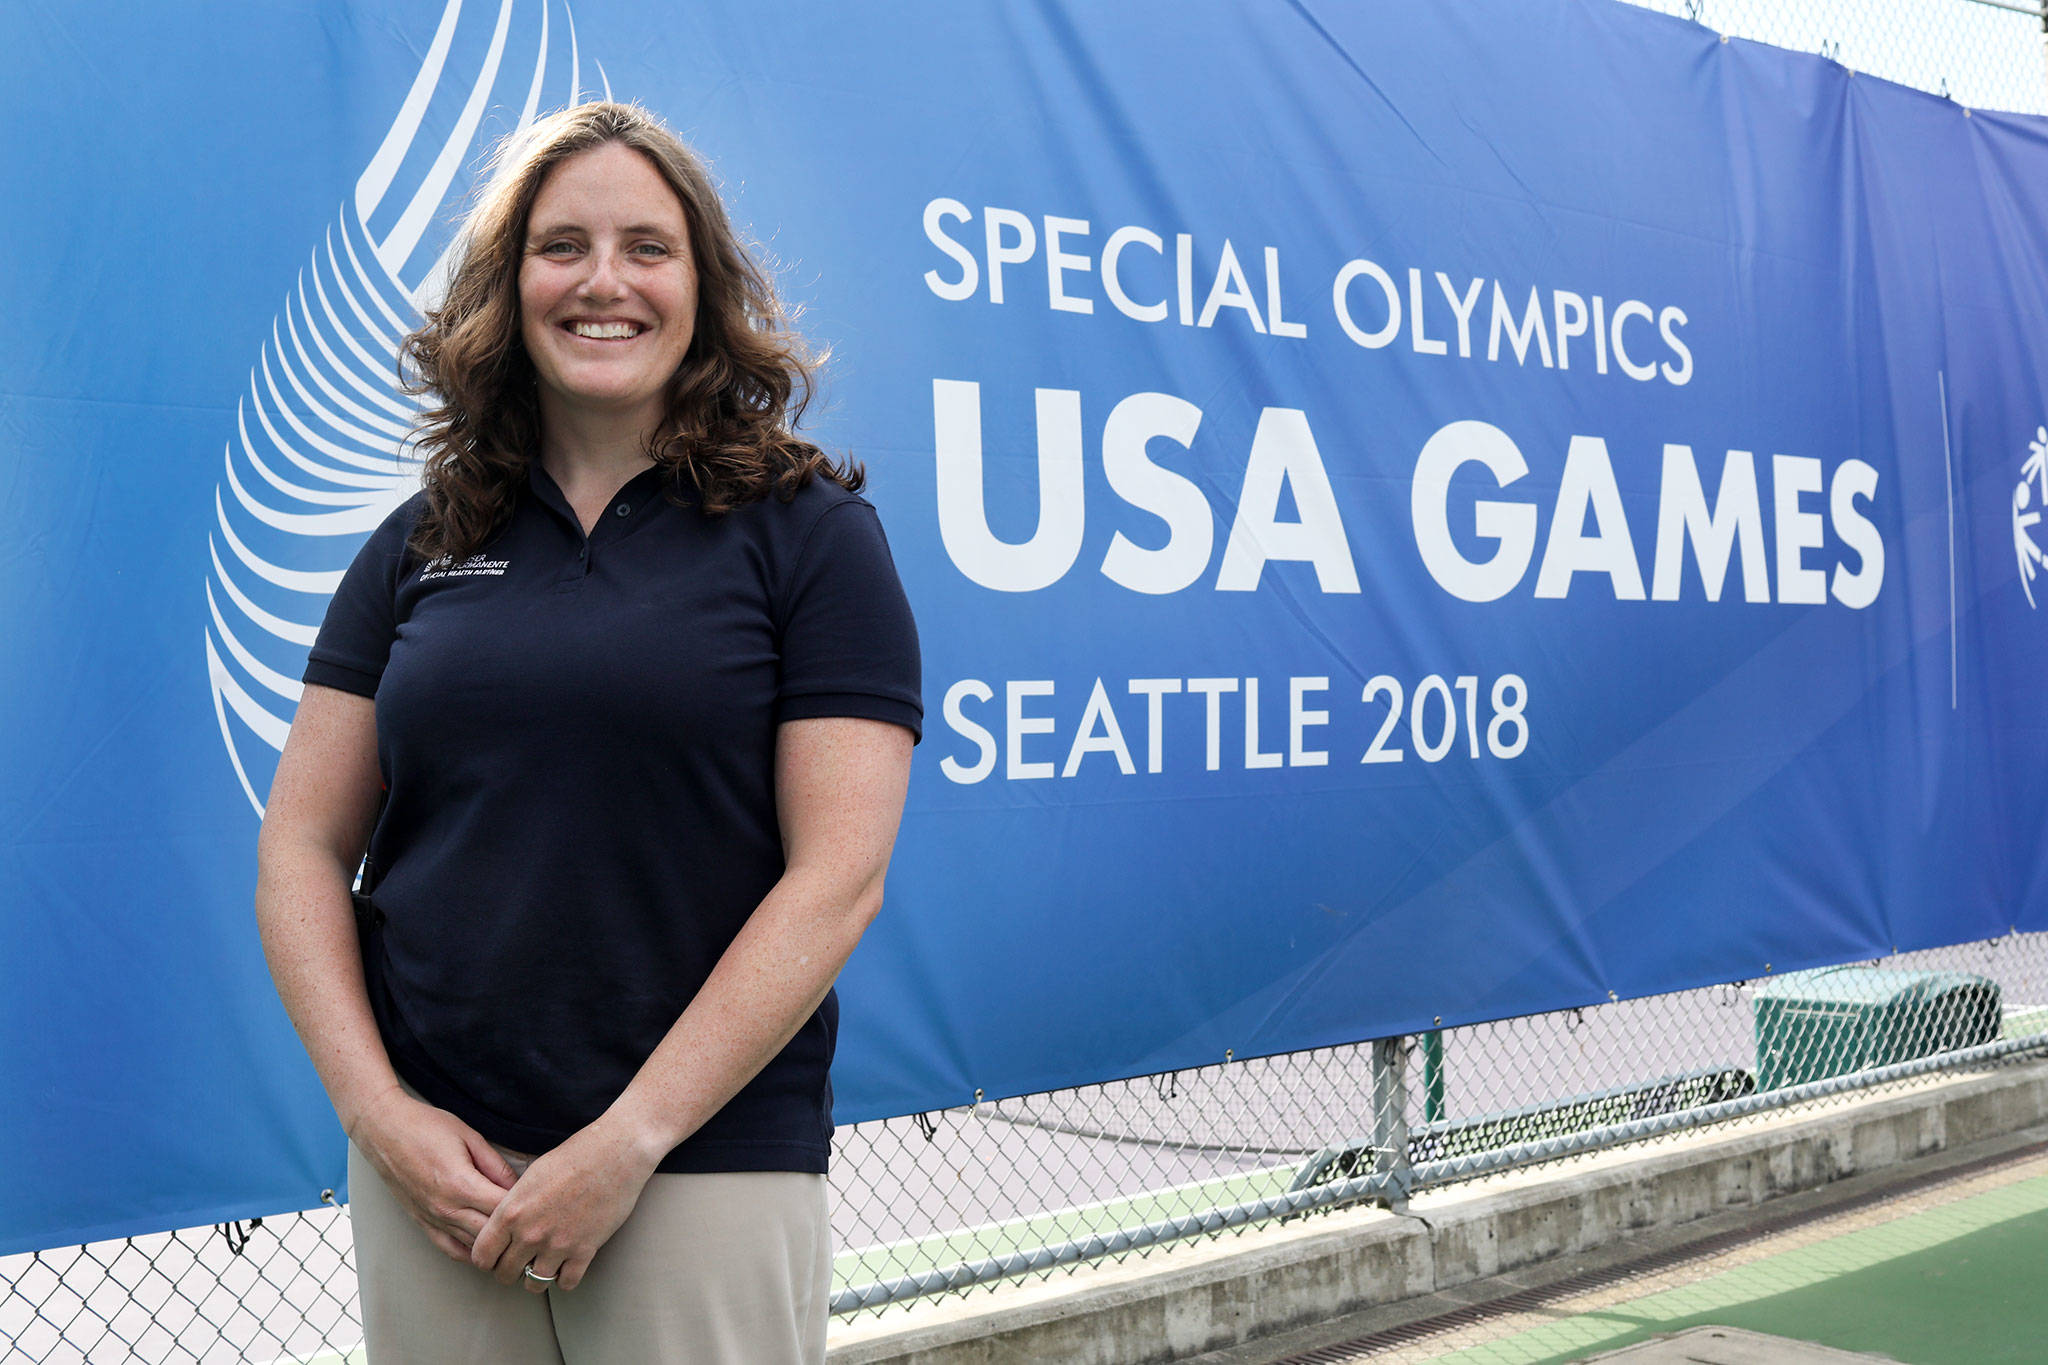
[4,0,2046,1252]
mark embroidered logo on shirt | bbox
[419,555,511,581]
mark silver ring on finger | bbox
[523,1265,558,1286]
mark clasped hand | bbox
[468,1116,662,1292]
[351,1088,659,1293]
[349,1087,519,1264]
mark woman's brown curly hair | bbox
[401,101,860,562]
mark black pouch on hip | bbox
[353,791,388,935]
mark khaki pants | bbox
[347,1141,829,1364]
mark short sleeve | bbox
[302,496,421,698]
[775,498,923,741]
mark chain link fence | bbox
[828,935,2048,1319]
[6,936,2044,1359]
[1624,0,2047,113]
[7,2,2046,1360]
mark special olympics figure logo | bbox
[203,0,605,816]
[2017,426,2048,610]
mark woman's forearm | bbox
[262,831,522,1266]
[462,868,879,1287]
[254,835,405,1138]
[592,716,911,1163]
[462,717,910,1285]
[257,684,399,1138]
[600,862,883,1163]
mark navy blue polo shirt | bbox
[304,463,921,1173]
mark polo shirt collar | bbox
[524,460,677,539]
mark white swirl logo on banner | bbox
[203,0,605,815]
[2016,425,2048,610]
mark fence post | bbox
[1422,1027,1447,1123]
[1371,1035,1413,1211]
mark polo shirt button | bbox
[614,503,631,517]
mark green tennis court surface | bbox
[1430,1170,2048,1364]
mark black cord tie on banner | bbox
[216,1218,263,1257]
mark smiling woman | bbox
[518,143,700,451]
[253,101,921,1365]
[398,101,861,558]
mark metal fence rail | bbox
[6,3,2045,1360]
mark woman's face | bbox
[518,141,699,436]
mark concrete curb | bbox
[825,1057,2048,1365]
